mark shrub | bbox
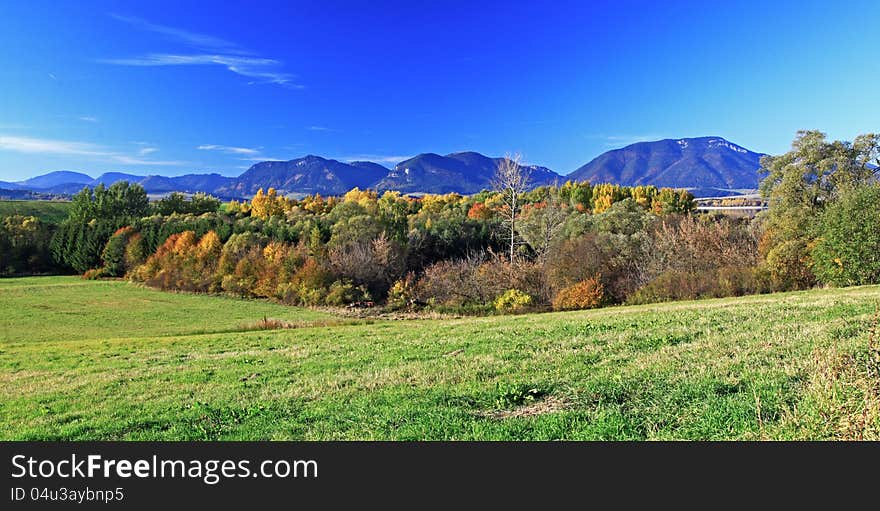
[0,215,55,275]
[761,238,815,291]
[124,232,148,270]
[82,267,108,280]
[328,234,404,297]
[552,277,604,311]
[416,254,490,305]
[101,227,139,277]
[494,289,534,313]
[494,382,545,408]
[387,273,418,309]
[811,184,880,286]
[325,280,370,306]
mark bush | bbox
[387,273,418,309]
[416,254,491,305]
[101,227,140,277]
[325,280,370,306]
[761,238,815,291]
[811,184,880,286]
[0,215,56,275]
[494,382,545,408]
[552,277,604,311]
[494,289,534,313]
[82,267,109,280]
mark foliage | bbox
[36,131,880,314]
[552,277,604,311]
[517,189,569,262]
[100,227,134,277]
[50,183,150,273]
[68,182,150,222]
[494,289,534,313]
[757,130,879,290]
[811,184,880,286]
[0,215,55,275]
[153,192,221,216]
[81,267,109,280]
[494,382,544,408]
[386,273,418,309]
[250,188,292,219]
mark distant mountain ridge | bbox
[569,137,765,189]
[376,151,562,194]
[2,171,236,198]
[5,137,766,198]
[222,155,388,197]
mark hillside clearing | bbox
[0,200,71,223]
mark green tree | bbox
[0,215,55,275]
[811,184,880,286]
[101,230,130,277]
[51,182,149,273]
[757,130,879,290]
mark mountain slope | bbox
[18,171,93,189]
[164,173,235,194]
[224,155,385,196]
[92,172,144,187]
[375,151,562,194]
[568,137,764,189]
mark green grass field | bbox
[1,277,878,440]
[0,200,72,224]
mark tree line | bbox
[2,130,878,314]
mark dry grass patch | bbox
[238,316,364,331]
[776,310,880,440]
[480,395,570,420]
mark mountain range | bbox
[569,137,765,190]
[0,136,767,199]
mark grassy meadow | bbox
[1,276,878,440]
[0,200,71,224]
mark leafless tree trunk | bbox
[492,152,531,262]
[517,187,568,264]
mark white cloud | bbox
[333,154,411,164]
[307,126,334,132]
[78,116,99,123]
[0,135,184,166]
[110,14,243,53]
[588,134,666,147]
[109,154,184,166]
[197,144,261,155]
[198,144,285,163]
[0,135,104,157]
[103,54,298,86]
[237,156,286,162]
[104,16,302,88]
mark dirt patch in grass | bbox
[480,395,570,420]
[237,317,364,331]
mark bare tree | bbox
[492,152,531,262]
[328,233,404,296]
[517,186,568,264]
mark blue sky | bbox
[0,0,878,181]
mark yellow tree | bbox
[251,187,288,219]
